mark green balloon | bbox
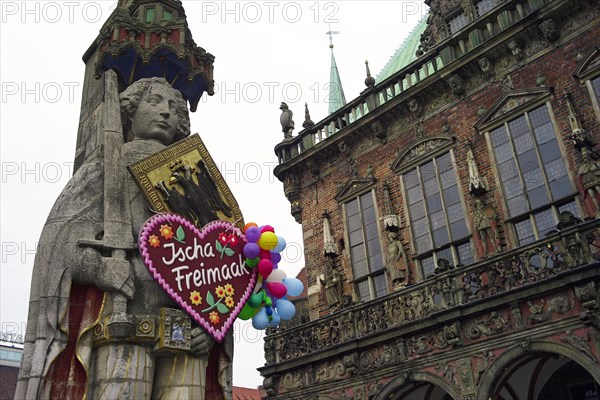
[238,303,257,320]
[246,257,260,268]
[248,292,264,308]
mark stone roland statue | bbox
[16,75,232,400]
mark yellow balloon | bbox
[258,231,278,251]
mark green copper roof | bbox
[328,50,347,115]
[376,14,429,83]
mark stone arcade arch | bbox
[476,340,600,400]
[374,371,462,400]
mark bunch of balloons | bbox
[238,223,304,330]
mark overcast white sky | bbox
[0,0,425,388]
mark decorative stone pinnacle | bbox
[303,102,315,128]
[365,60,375,88]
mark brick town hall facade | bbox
[260,0,600,399]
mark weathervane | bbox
[326,23,340,49]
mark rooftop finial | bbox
[364,60,375,88]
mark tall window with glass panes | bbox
[488,104,579,245]
[402,152,473,279]
[345,191,387,302]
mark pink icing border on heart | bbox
[139,214,256,342]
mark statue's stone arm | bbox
[73,247,135,300]
[190,326,215,357]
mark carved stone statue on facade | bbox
[578,147,600,217]
[385,232,409,287]
[280,101,295,138]
[16,76,232,400]
[320,259,343,308]
[473,199,499,257]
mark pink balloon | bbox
[258,259,273,279]
[266,282,288,298]
[261,225,275,233]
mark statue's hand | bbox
[101,256,135,300]
[77,248,135,299]
[190,327,214,357]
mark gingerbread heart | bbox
[139,214,256,342]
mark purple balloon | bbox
[270,252,281,264]
[243,242,260,258]
[246,226,261,242]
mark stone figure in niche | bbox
[385,232,409,286]
[577,147,600,217]
[320,259,343,308]
[473,199,499,257]
[16,77,231,400]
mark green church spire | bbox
[327,29,346,115]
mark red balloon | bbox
[260,249,271,259]
[258,259,273,279]
[266,282,288,298]
[261,225,275,233]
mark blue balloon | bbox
[276,299,296,320]
[246,226,261,243]
[243,242,260,258]
[252,308,269,330]
[268,310,281,327]
[272,236,286,253]
[283,278,304,297]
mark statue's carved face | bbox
[130,83,179,144]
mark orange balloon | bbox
[244,222,258,233]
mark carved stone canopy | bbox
[382,182,400,231]
[322,210,338,257]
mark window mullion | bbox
[417,165,434,254]
[358,197,371,273]
[505,121,531,211]
[525,110,553,204]
[433,157,453,253]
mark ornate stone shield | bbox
[128,134,244,229]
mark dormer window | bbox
[476,0,497,16]
[145,6,155,23]
[163,8,173,21]
[447,12,469,34]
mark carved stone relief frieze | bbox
[559,329,596,361]
[456,357,476,392]
[466,311,510,339]
[448,74,466,97]
[472,350,495,384]
[435,361,458,386]
[539,19,559,42]
[314,359,346,384]
[525,295,571,326]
